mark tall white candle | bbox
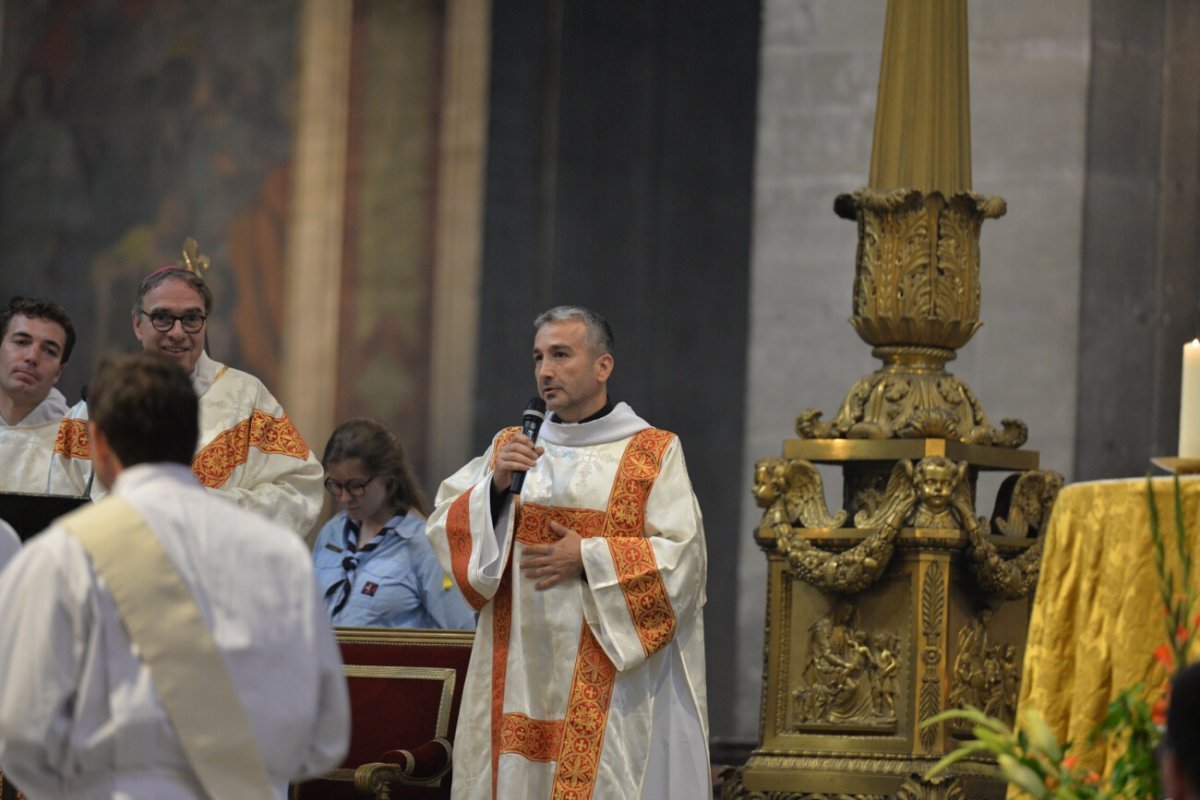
[1180,339,1200,458]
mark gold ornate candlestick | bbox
[799,189,1025,448]
[724,2,1062,798]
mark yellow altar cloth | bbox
[1018,475,1200,776]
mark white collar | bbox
[538,401,650,447]
[191,351,225,397]
[111,462,199,495]
[0,386,68,427]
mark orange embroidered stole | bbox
[54,409,308,491]
[474,428,678,799]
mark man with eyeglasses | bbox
[0,296,75,492]
[47,266,325,536]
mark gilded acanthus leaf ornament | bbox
[795,409,837,440]
[717,765,889,800]
[918,561,945,752]
[796,366,1027,448]
[895,408,959,441]
[792,187,1028,449]
[992,418,1029,449]
[835,189,1004,351]
[895,773,967,800]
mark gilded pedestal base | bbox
[734,440,1059,800]
[744,1,1044,792]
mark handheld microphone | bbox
[510,397,547,495]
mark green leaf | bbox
[923,740,993,779]
[923,705,1010,734]
[1024,710,1064,761]
[999,754,1049,798]
[972,727,1014,754]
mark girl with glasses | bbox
[312,419,475,629]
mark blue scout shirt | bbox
[313,511,475,629]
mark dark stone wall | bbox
[1075,0,1200,478]
[475,0,762,738]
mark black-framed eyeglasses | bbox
[324,475,378,498]
[139,308,207,333]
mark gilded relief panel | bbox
[945,577,1030,738]
[774,559,915,754]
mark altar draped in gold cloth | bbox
[1018,475,1200,776]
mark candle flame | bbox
[1191,339,1200,348]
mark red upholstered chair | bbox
[292,629,475,800]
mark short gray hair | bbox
[533,305,614,356]
[132,267,214,316]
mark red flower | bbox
[1062,756,1078,771]
[1152,696,1169,727]
[1155,643,1175,670]
[1176,624,1189,643]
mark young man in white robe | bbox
[0,352,349,798]
[426,305,710,799]
[0,296,74,493]
[47,266,324,535]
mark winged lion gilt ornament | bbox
[956,468,1063,599]
[753,455,1061,598]
[753,457,917,594]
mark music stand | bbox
[0,492,89,542]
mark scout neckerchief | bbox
[323,515,399,615]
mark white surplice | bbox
[0,387,68,494]
[46,353,323,534]
[426,402,709,799]
[0,463,350,799]
[0,520,18,573]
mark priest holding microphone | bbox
[426,305,710,799]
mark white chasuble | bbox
[0,388,68,493]
[46,353,323,535]
[426,402,709,800]
[0,420,63,494]
[0,463,349,798]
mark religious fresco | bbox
[335,0,445,481]
[0,0,447,481]
[0,0,299,402]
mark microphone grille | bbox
[525,397,547,413]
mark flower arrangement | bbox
[922,475,1195,799]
